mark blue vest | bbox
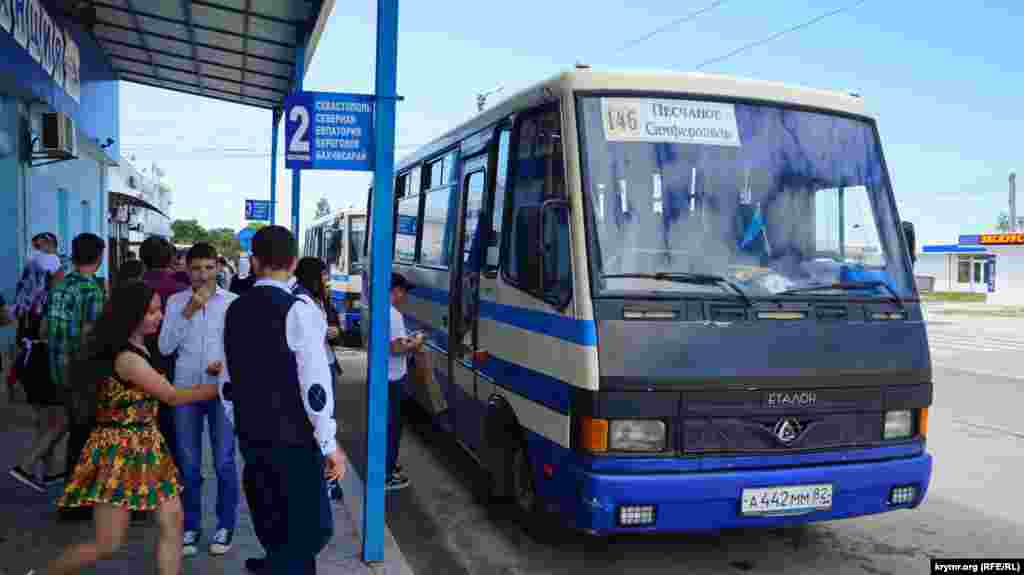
[224,284,313,448]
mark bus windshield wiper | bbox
[603,272,751,306]
[777,281,904,309]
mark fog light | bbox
[889,485,917,506]
[618,505,656,526]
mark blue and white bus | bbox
[364,69,932,534]
[303,207,367,345]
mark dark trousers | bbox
[241,443,333,575]
[386,376,406,477]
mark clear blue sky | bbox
[119,0,1024,245]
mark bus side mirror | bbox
[901,221,917,266]
[540,200,572,310]
[514,206,543,292]
[514,201,572,309]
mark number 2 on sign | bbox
[289,105,311,153]
[606,105,639,135]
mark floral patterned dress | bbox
[59,344,181,510]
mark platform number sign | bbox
[289,105,311,155]
[284,91,375,171]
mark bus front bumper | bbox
[565,453,932,534]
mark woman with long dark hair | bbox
[293,257,344,501]
[26,281,219,575]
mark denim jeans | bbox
[386,376,406,477]
[174,398,239,532]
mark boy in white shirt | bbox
[386,273,423,490]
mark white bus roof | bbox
[396,68,870,171]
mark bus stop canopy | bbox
[86,0,333,109]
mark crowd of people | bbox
[0,224,434,575]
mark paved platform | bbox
[0,382,412,575]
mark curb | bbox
[340,462,416,575]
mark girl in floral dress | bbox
[26,281,219,575]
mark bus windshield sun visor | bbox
[602,272,752,307]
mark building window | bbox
[957,257,971,284]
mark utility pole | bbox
[1010,171,1017,232]
[476,85,505,112]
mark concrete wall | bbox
[0,96,23,313]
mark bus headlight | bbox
[609,420,666,452]
[883,410,913,440]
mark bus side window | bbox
[503,105,569,298]
[487,127,510,273]
[395,194,422,263]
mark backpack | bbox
[66,338,113,426]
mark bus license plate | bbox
[741,484,833,516]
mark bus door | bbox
[448,154,488,452]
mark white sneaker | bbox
[183,530,200,557]
[209,528,233,556]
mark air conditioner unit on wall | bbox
[40,112,77,159]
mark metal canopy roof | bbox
[88,0,331,110]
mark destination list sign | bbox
[284,92,374,171]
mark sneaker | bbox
[9,467,46,493]
[385,475,410,491]
[209,528,233,555]
[182,530,200,557]
[245,557,267,573]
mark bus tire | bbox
[509,437,566,543]
[510,440,538,517]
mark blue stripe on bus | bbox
[409,286,597,346]
[401,313,571,414]
[478,355,571,414]
[331,274,350,282]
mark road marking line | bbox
[952,418,1024,439]
[933,362,1024,381]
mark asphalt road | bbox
[333,315,1024,575]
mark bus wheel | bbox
[511,442,537,516]
[509,440,566,543]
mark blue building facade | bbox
[1,0,119,350]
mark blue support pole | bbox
[363,0,399,563]
[270,108,281,224]
[291,40,306,236]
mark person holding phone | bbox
[385,273,424,491]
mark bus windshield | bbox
[577,96,913,299]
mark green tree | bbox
[171,219,207,245]
[207,227,242,261]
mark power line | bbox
[693,0,869,70]
[614,0,732,55]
